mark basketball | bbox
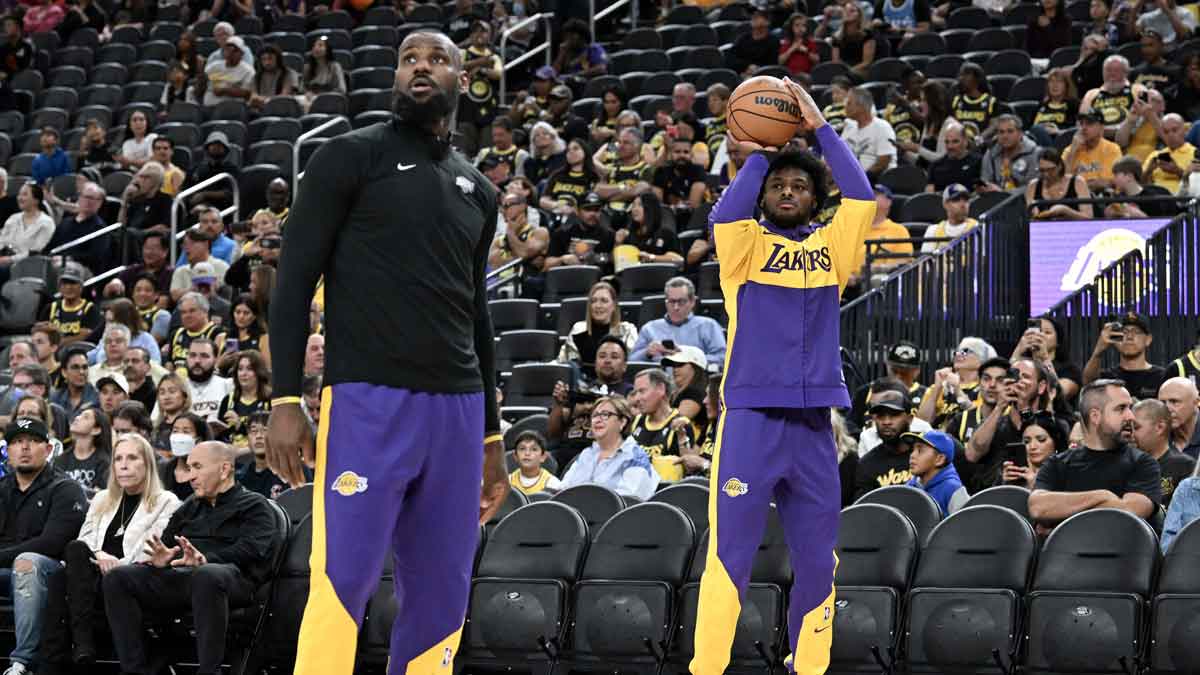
[726,76,803,148]
[349,0,374,10]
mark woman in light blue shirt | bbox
[1162,468,1200,552]
[561,396,659,501]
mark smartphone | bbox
[662,339,676,351]
[1106,321,1124,332]
[225,338,239,353]
[1026,318,1042,331]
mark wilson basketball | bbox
[726,76,803,148]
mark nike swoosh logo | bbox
[815,626,831,633]
[397,163,416,171]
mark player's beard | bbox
[393,82,457,130]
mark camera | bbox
[1106,321,1124,332]
[567,388,600,406]
[259,236,281,250]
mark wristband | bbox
[271,396,303,406]
[484,434,503,446]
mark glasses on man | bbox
[665,297,690,306]
[590,411,620,422]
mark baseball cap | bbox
[887,341,921,368]
[479,154,502,171]
[225,36,246,50]
[868,390,910,414]
[942,183,970,201]
[901,429,956,463]
[956,337,997,361]
[204,131,230,151]
[534,65,558,81]
[1119,311,1151,333]
[97,372,129,394]
[191,261,217,286]
[59,262,86,284]
[580,192,605,209]
[873,184,894,199]
[662,345,707,371]
[1078,109,1104,123]
[5,417,48,443]
[549,84,572,99]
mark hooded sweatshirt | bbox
[907,462,969,515]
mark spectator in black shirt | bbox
[47,181,111,275]
[1132,398,1195,506]
[653,137,707,227]
[60,406,112,496]
[1024,0,1072,60]
[224,217,279,295]
[121,348,157,412]
[236,412,288,499]
[1106,156,1177,218]
[0,17,33,112]
[1030,380,1161,525]
[186,132,238,210]
[1167,53,1200,120]
[0,416,88,674]
[964,358,1061,489]
[106,231,174,305]
[103,441,277,675]
[1160,377,1200,459]
[1132,30,1180,92]
[544,84,590,145]
[616,193,683,265]
[1072,35,1110,95]
[1084,312,1169,400]
[543,192,615,270]
[729,9,781,76]
[523,121,567,187]
[926,125,982,192]
[443,0,486,44]
[855,389,917,499]
[1010,315,1083,401]
[118,162,174,246]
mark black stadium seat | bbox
[543,265,602,303]
[900,192,948,224]
[650,483,710,536]
[898,32,945,56]
[502,413,550,451]
[463,501,589,670]
[567,502,696,672]
[854,485,943,546]
[274,485,314,525]
[905,506,1038,672]
[947,5,993,28]
[1150,518,1200,673]
[552,485,626,539]
[495,330,559,372]
[968,27,1013,52]
[985,49,1034,76]
[831,503,919,673]
[242,515,311,673]
[617,263,679,300]
[962,484,1032,521]
[489,298,540,333]
[1009,75,1047,102]
[248,116,303,144]
[1025,509,1159,673]
[504,363,572,410]
[878,165,928,197]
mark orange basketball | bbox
[726,76,803,148]
[349,0,374,10]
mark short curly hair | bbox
[759,150,830,215]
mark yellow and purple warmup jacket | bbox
[691,124,874,675]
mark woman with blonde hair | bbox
[523,121,567,185]
[39,433,182,666]
[151,373,192,454]
[557,281,638,366]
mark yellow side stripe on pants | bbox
[293,389,360,675]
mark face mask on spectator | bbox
[170,433,196,457]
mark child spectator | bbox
[904,429,969,514]
[508,431,562,496]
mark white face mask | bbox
[169,433,195,458]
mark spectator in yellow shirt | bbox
[1064,110,1123,191]
[1142,113,1196,193]
[854,184,915,277]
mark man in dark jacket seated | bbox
[0,417,88,675]
[102,441,277,675]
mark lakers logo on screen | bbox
[722,477,749,498]
[331,471,368,496]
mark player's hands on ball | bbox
[479,437,509,525]
[267,403,315,488]
[780,76,827,133]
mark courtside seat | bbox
[567,502,695,672]
[462,501,590,672]
[650,483,710,537]
[244,514,312,673]
[1150,517,1200,673]
[1024,509,1158,673]
[905,506,1037,673]
[552,485,626,539]
[962,484,1032,522]
[542,265,602,303]
[830,503,918,674]
[854,485,942,546]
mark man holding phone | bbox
[1083,312,1168,400]
[1141,113,1195,193]
[963,358,1053,489]
[224,220,281,295]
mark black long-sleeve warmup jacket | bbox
[270,120,501,435]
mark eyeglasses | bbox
[665,297,691,306]
[590,411,620,421]
[502,201,524,208]
[954,348,976,357]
